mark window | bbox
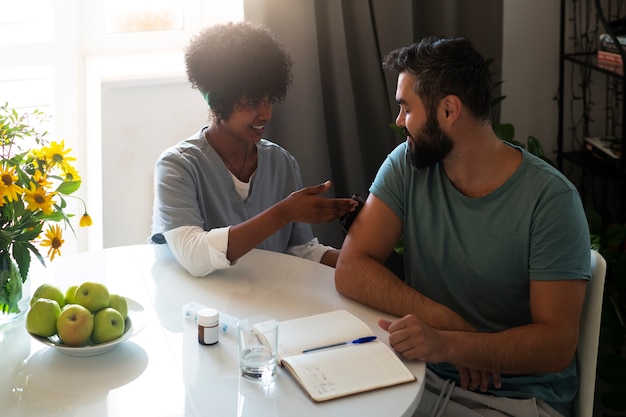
[104,0,185,34]
[0,0,54,45]
[0,1,244,252]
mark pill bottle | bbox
[197,308,219,345]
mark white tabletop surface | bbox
[1,244,425,417]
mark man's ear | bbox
[441,95,461,122]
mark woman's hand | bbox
[280,181,357,224]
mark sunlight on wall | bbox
[0,0,244,252]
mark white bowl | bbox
[29,297,147,356]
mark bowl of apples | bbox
[26,281,147,356]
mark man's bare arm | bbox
[383,278,587,375]
[335,194,472,331]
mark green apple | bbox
[56,304,94,346]
[108,294,128,320]
[26,298,61,337]
[91,308,125,344]
[31,283,65,308]
[65,285,78,304]
[74,281,110,313]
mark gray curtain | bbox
[244,0,502,248]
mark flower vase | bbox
[0,259,31,326]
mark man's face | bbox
[394,72,453,169]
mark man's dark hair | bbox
[382,36,492,122]
[185,21,293,122]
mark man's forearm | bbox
[335,252,472,331]
[439,323,577,374]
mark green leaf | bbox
[0,252,23,314]
[394,235,404,255]
[527,136,555,166]
[56,180,81,195]
[11,241,31,281]
[527,136,546,158]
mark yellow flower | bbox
[79,213,93,227]
[32,169,52,188]
[40,224,64,261]
[61,161,81,182]
[42,141,76,167]
[23,182,56,214]
[0,166,24,205]
[1,103,90,315]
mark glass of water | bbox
[237,315,278,383]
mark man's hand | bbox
[379,315,444,362]
[456,366,502,392]
[379,315,502,392]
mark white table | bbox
[1,244,425,417]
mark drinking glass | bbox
[237,315,278,383]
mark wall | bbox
[501,1,560,159]
[100,78,208,248]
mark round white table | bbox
[0,244,425,417]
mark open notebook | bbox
[277,310,416,402]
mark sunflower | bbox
[32,169,53,188]
[40,224,64,261]
[23,182,56,214]
[60,161,81,182]
[42,140,76,168]
[0,103,92,316]
[0,165,24,205]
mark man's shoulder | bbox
[521,150,577,193]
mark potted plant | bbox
[0,102,92,323]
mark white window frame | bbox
[0,0,243,253]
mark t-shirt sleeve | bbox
[529,188,591,281]
[151,150,206,242]
[369,143,408,221]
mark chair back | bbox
[574,249,607,417]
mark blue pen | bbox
[302,336,377,353]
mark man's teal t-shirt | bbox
[369,142,591,416]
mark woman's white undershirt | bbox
[163,170,334,277]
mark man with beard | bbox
[335,36,590,417]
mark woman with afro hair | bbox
[150,21,356,277]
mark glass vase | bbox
[0,258,31,326]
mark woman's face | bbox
[219,97,273,143]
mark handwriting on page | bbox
[303,366,337,395]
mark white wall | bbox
[501,1,560,159]
[101,79,208,248]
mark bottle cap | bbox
[197,308,219,326]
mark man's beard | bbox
[406,112,454,169]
